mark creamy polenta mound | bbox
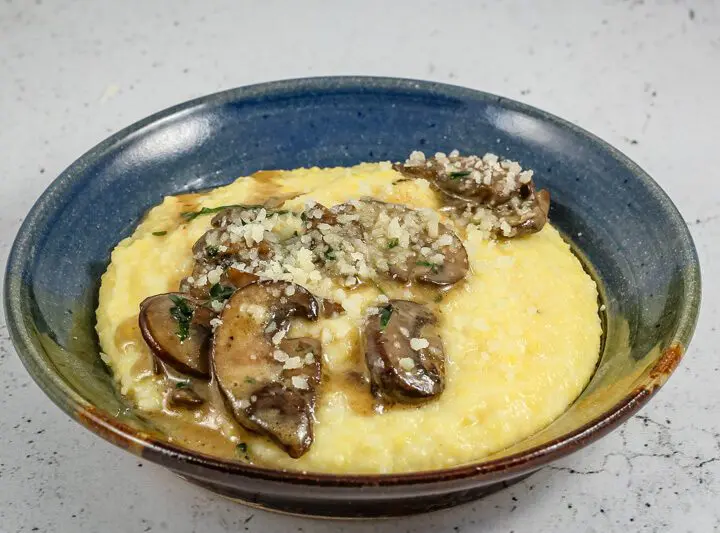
[97,152,601,474]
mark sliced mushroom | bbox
[357,199,469,286]
[320,299,345,318]
[302,203,338,230]
[395,153,550,238]
[167,387,205,409]
[138,293,214,378]
[210,205,264,227]
[363,300,445,403]
[212,281,322,457]
[388,226,469,286]
[244,337,321,456]
[220,267,260,290]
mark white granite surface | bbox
[1,0,718,531]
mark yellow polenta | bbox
[96,162,601,474]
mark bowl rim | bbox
[4,76,701,487]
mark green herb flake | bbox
[448,170,472,180]
[236,442,250,458]
[205,245,219,257]
[209,283,235,302]
[181,204,263,222]
[152,230,167,236]
[434,293,444,303]
[387,238,399,249]
[379,305,393,330]
[244,376,256,384]
[175,380,191,389]
[324,247,337,261]
[168,294,194,342]
[416,260,441,274]
[448,170,472,179]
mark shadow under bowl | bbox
[4,77,700,518]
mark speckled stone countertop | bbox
[1,0,718,531]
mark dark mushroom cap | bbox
[395,153,551,238]
[363,300,445,403]
[387,226,469,286]
[167,387,205,409]
[138,293,214,378]
[212,281,322,458]
[346,198,469,285]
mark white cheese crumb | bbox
[209,317,223,331]
[273,350,289,363]
[410,338,430,350]
[405,150,426,166]
[284,285,296,296]
[207,266,223,285]
[304,353,315,364]
[271,330,286,345]
[283,356,303,370]
[399,357,416,371]
[291,376,309,390]
[499,220,513,237]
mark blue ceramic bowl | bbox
[4,77,700,518]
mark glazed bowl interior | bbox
[5,77,699,485]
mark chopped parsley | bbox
[151,230,167,236]
[181,204,264,221]
[205,245,219,257]
[416,260,441,274]
[434,293,444,303]
[324,247,337,261]
[209,283,235,302]
[175,380,191,389]
[387,238,399,249]
[244,376,256,384]
[379,305,393,330]
[448,170,472,180]
[168,295,194,342]
[236,442,250,458]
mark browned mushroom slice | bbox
[212,281,322,457]
[363,300,445,403]
[138,293,214,378]
[209,205,264,227]
[220,267,259,290]
[191,227,262,260]
[320,299,345,318]
[395,153,550,237]
[167,387,205,409]
[388,227,469,286]
[302,203,338,229]
[245,337,322,456]
[209,199,295,228]
[496,187,550,238]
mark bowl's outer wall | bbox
[5,78,699,508]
